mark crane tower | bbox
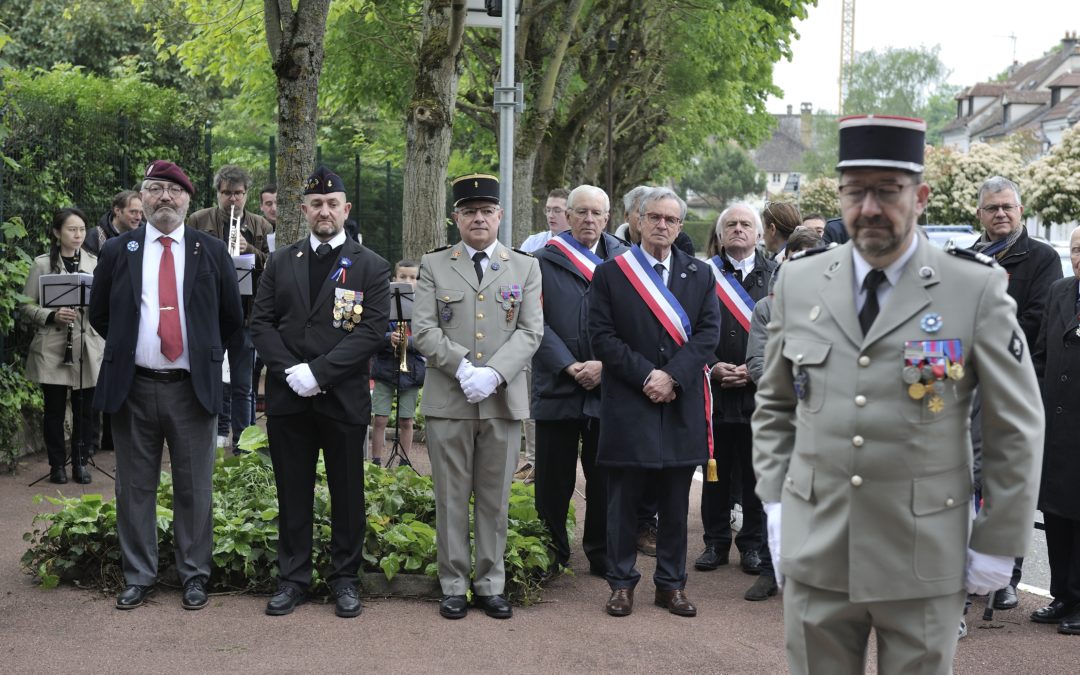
[839,0,855,114]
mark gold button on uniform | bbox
[852,435,864,447]
[478,294,485,301]
[796,354,804,363]
[476,332,484,340]
[858,355,870,367]
[855,395,867,407]
[945,498,955,507]
[851,475,863,487]
[477,313,484,319]
[476,352,483,359]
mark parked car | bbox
[922,225,978,250]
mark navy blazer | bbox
[90,227,244,415]
[589,246,721,468]
[250,237,390,425]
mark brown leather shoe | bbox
[636,525,657,557]
[654,588,697,617]
[605,587,634,617]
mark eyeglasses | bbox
[644,212,682,226]
[144,184,186,198]
[219,189,247,199]
[570,207,607,219]
[544,207,565,215]
[979,203,1020,214]
[838,183,915,206]
[457,206,499,218]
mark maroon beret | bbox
[144,160,195,196]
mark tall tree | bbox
[843,46,952,119]
[679,142,764,209]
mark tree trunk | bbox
[402,0,466,260]
[264,0,331,247]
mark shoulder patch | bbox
[426,244,453,254]
[944,243,997,267]
[511,248,534,257]
[788,242,838,262]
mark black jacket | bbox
[370,322,426,389]
[531,232,628,420]
[978,227,1063,347]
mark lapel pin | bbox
[451,248,461,259]
[687,263,697,272]
[296,250,303,258]
[680,272,687,278]
[919,266,934,279]
[194,241,201,256]
[127,241,139,252]
[500,250,510,261]
[920,312,943,333]
[490,262,500,271]
[828,261,840,273]
[809,305,821,321]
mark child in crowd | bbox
[370,260,425,466]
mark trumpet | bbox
[63,248,79,366]
[397,321,409,372]
[227,205,243,257]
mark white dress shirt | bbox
[136,224,191,370]
[640,248,671,285]
[309,230,347,253]
[852,232,919,313]
[463,240,500,276]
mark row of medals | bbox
[333,296,363,332]
[903,360,964,414]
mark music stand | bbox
[29,272,115,486]
[384,282,416,471]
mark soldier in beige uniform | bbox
[414,174,543,620]
[752,115,1044,674]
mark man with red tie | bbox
[90,160,243,612]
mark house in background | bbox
[749,102,816,197]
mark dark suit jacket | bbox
[532,232,628,421]
[589,246,721,468]
[89,227,244,415]
[250,237,390,425]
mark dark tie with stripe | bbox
[859,269,887,335]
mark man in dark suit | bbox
[250,166,390,618]
[589,186,721,618]
[90,160,243,611]
[532,184,628,577]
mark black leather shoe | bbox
[49,467,68,484]
[744,574,778,601]
[993,584,1019,610]
[71,463,91,485]
[439,594,468,619]
[115,584,155,610]
[1031,599,1079,624]
[694,545,728,571]
[333,585,362,618]
[654,588,697,617]
[605,587,634,617]
[1059,610,1080,635]
[182,577,208,610]
[740,550,763,575]
[265,584,306,616]
[474,594,512,619]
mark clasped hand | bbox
[285,363,320,397]
[457,358,500,403]
[565,360,602,390]
[712,361,748,388]
[643,369,676,404]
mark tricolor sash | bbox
[614,245,691,345]
[706,255,755,333]
[547,230,603,281]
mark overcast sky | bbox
[767,0,1079,114]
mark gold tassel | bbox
[706,458,718,482]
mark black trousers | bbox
[534,418,606,571]
[1045,511,1080,606]
[267,412,367,590]
[700,422,764,553]
[41,384,98,468]
[606,465,695,591]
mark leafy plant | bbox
[0,361,43,472]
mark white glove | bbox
[764,501,784,590]
[285,363,320,397]
[964,548,1014,595]
[461,367,502,404]
[456,357,475,383]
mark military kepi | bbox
[836,115,926,173]
[452,173,500,207]
[305,165,345,195]
[145,160,195,196]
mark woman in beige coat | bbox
[22,207,105,484]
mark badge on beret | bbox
[127,241,139,252]
[1009,330,1024,362]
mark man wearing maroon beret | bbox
[90,160,244,611]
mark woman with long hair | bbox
[21,207,105,484]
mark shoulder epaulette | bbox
[788,242,838,262]
[944,243,998,267]
[512,248,534,257]
[426,244,453,254]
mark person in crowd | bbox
[90,160,243,611]
[532,184,627,577]
[22,207,105,484]
[1031,225,1080,634]
[762,201,802,263]
[250,166,388,618]
[414,173,542,620]
[821,215,849,245]
[259,184,278,228]
[614,185,696,257]
[968,175,1062,610]
[752,115,1044,672]
[188,165,274,451]
[590,186,720,618]
[695,204,776,599]
[369,260,425,467]
[800,213,827,237]
[85,190,143,255]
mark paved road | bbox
[1,449,1074,674]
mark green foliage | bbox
[797,176,840,221]
[1026,125,1080,225]
[679,143,765,210]
[796,113,839,180]
[23,426,569,604]
[0,361,44,472]
[844,46,953,118]
[924,142,1026,226]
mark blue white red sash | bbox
[547,230,603,281]
[706,255,755,333]
[614,246,691,345]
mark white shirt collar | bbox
[463,240,499,260]
[639,247,671,272]
[146,223,185,244]
[852,231,919,289]
[725,249,755,274]
[309,230,347,252]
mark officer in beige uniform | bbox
[414,174,543,620]
[752,115,1044,674]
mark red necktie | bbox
[158,236,183,361]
